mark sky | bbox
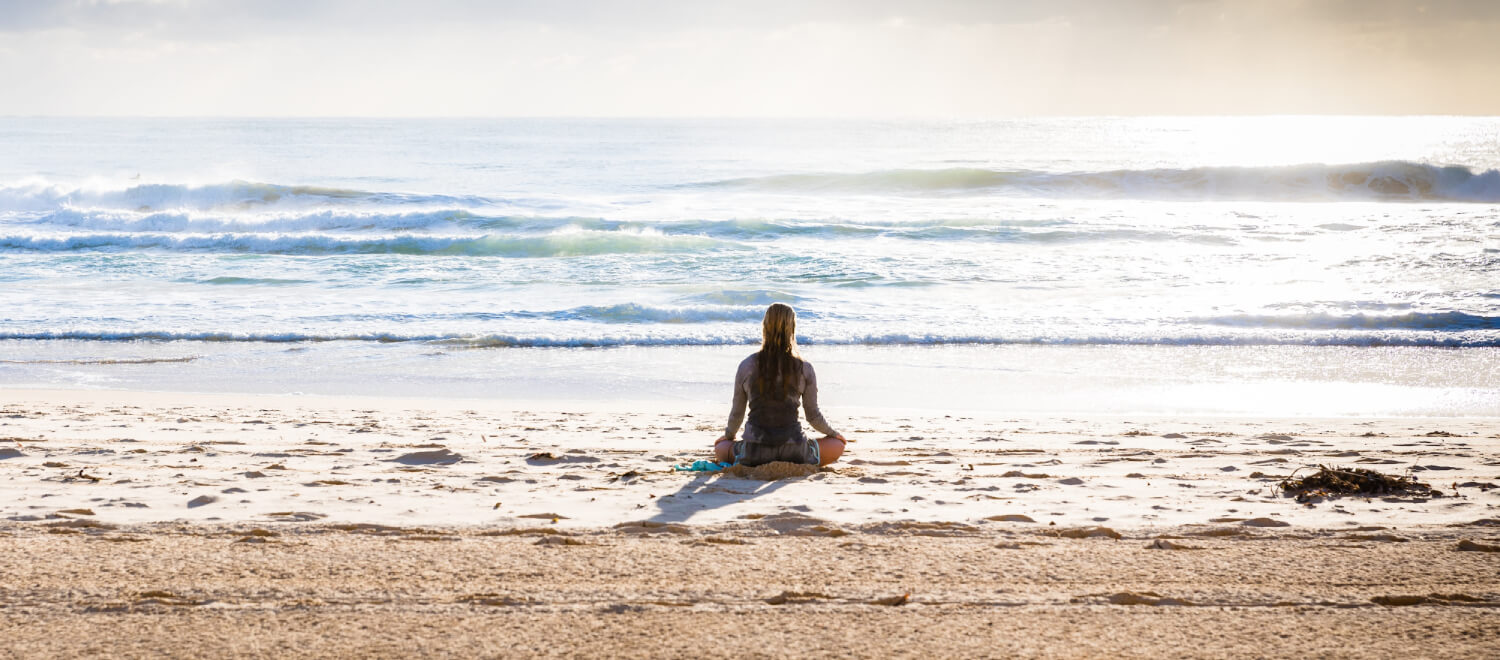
[2,0,1499,117]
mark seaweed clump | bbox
[1279,465,1441,504]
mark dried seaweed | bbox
[1279,464,1441,503]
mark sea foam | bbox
[0,229,732,257]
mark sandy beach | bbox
[8,3,1500,656]
[2,388,1497,657]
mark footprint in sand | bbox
[389,449,464,465]
[525,452,600,466]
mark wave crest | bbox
[4,327,1497,348]
[0,179,489,214]
[700,161,1500,202]
[0,229,733,257]
[1196,311,1500,331]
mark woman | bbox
[715,303,847,467]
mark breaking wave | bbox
[4,328,1497,348]
[0,230,733,256]
[699,161,1500,202]
[1196,311,1500,331]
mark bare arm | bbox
[722,356,753,441]
[801,361,839,438]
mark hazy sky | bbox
[4,0,1499,117]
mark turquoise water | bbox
[2,117,1498,414]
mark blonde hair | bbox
[755,303,803,398]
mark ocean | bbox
[2,117,1498,415]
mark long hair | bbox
[754,303,803,399]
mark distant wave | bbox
[7,160,1498,224]
[23,208,492,233]
[698,161,1500,202]
[0,179,491,214]
[0,230,732,257]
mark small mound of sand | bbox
[765,591,833,605]
[863,521,977,536]
[1106,591,1195,606]
[754,512,848,537]
[266,511,325,521]
[1457,539,1499,552]
[187,495,218,508]
[999,471,1050,479]
[524,452,599,465]
[722,461,818,481]
[479,527,565,537]
[1187,527,1253,538]
[614,520,691,535]
[1051,526,1121,540]
[1145,539,1198,550]
[1342,533,1407,543]
[44,519,116,530]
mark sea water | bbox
[1,117,1497,415]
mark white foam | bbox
[0,229,733,257]
[3,327,1497,348]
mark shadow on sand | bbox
[644,469,811,525]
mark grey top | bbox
[724,353,838,441]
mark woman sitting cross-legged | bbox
[714,303,847,467]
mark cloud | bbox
[11,0,1462,36]
[2,0,1498,116]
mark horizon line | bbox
[4,113,1500,121]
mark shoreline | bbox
[7,342,1500,418]
[12,384,1500,421]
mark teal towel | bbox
[673,460,733,472]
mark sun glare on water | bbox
[1158,115,1492,169]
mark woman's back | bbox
[727,353,835,443]
[746,355,802,433]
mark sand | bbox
[2,387,1498,657]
